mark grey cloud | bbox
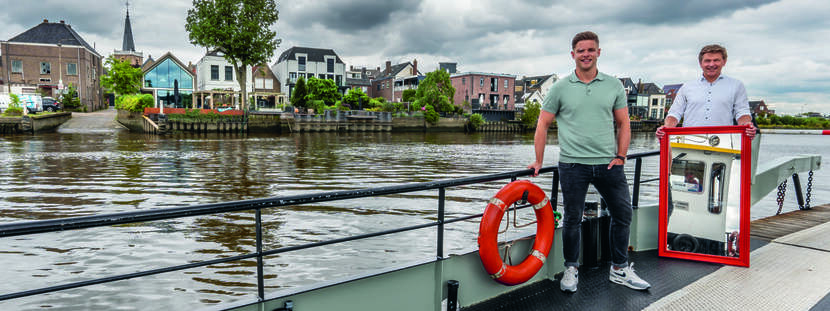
[607,0,778,25]
[284,0,421,32]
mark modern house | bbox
[141,52,195,108]
[271,46,347,100]
[195,49,253,94]
[370,60,422,102]
[636,82,666,120]
[1,19,104,111]
[449,71,516,111]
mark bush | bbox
[423,105,439,125]
[468,113,485,130]
[520,100,542,127]
[115,94,154,113]
[2,94,24,116]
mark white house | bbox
[195,49,253,94]
[270,46,346,100]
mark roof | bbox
[377,62,415,79]
[346,77,371,86]
[8,20,100,57]
[122,12,135,52]
[276,46,344,64]
[640,83,663,95]
[142,52,194,78]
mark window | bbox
[319,74,325,79]
[652,98,658,106]
[327,74,334,81]
[40,62,51,74]
[225,66,233,81]
[670,159,705,193]
[67,63,77,75]
[211,65,219,80]
[265,78,273,89]
[377,84,381,91]
[289,72,297,82]
[505,79,508,89]
[462,77,466,85]
[335,75,342,86]
[480,78,484,87]
[11,60,22,73]
[298,56,306,71]
[709,163,726,214]
[491,78,497,92]
[503,95,510,109]
[326,58,334,72]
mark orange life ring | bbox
[478,180,555,285]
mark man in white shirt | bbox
[656,44,756,139]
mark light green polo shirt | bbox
[541,71,627,165]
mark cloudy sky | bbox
[1,0,828,114]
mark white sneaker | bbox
[609,262,651,290]
[560,266,578,292]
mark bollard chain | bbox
[776,179,788,215]
[805,171,813,209]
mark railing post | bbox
[437,187,445,259]
[792,173,805,210]
[632,158,642,209]
[255,208,265,300]
[551,168,559,211]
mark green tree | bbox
[402,89,417,103]
[343,88,370,109]
[414,69,456,113]
[62,83,81,109]
[305,77,340,105]
[520,99,541,127]
[100,55,142,96]
[185,0,280,111]
[291,76,308,108]
[468,113,485,130]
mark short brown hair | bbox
[572,31,599,49]
[698,44,727,62]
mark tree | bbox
[100,55,142,96]
[305,77,340,105]
[185,0,280,111]
[343,88,370,109]
[402,89,416,103]
[520,99,541,127]
[291,76,308,108]
[414,69,456,113]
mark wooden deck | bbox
[751,203,830,241]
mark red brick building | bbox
[1,19,104,111]
[449,72,516,112]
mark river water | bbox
[0,130,827,310]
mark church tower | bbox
[113,1,143,67]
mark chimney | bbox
[43,19,48,23]
[60,20,65,24]
[385,60,392,74]
[412,59,418,75]
[638,79,643,93]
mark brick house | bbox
[1,19,104,111]
[449,72,516,112]
[251,65,283,109]
[370,60,421,102]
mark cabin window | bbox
[670,159,705,193]
[708,163,726,214]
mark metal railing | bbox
[0,151,660,302]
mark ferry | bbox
[0,128,826,311]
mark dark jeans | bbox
[559,162,632,269]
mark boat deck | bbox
[465,204,830,311]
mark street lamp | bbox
[57,39,75,96]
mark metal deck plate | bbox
[645,223,830,311]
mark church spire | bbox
[122,1,136,52]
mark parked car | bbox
[42,97,62,112]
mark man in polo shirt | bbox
[656,44,756,138]
[528,31,650,293]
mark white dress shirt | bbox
[667,75,751,127]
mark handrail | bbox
[0,150,661,302]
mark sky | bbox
[1,0,828,115]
